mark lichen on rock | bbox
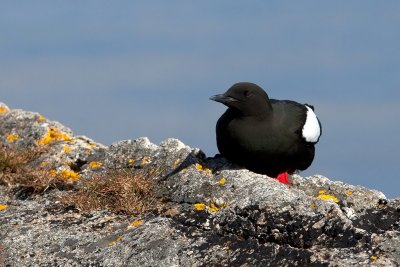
[0,103,399,267]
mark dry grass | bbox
[0,145,63,193]
[61,169,164,215]
[0,145,164,215]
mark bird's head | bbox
[210,82,271,117]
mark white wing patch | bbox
[302,105,321,143]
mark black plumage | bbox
[210,82,321,180]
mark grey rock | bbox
[0,104,399,266]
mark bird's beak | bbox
[209,94,238,105]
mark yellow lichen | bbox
[195,163,212,175]
[207,202,220,213]
[84,149,92,155]
[194,203,206,211]
[316,194,339,203]
[194,200,226,213]
[63,145,72,153]
[310,203,316,208]
[218,177,226,185]
[40,161,49,167]
[370,255,378,261]
[37,115,46,121]
[318,189,327,194]
[127,220,143,229]
[89,161,102,169]
[0,204,8,211]
[6,134,19,142]
[345,191,353,195]
[108,235,123,246]
[37,128,72,145]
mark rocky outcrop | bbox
[0,102,399,267]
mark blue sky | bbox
[1,2,399,198]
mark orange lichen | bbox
[0,204,8,211]
[60,170,80,182]
[37,127,72,145]
[194,203,206,211]
[49,169,80,182]
[194,200,226,213]
[345,191,353,195]
[0,106,9,113]
[89,161,102,169]
[141,156,151,165]
[127,220,143,229]
[218,177,226,185]
[6,134,19,142]
[195,163,212,175]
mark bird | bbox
[210,82,321,184]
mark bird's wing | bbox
[270,99,308,139]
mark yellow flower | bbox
[6,134,19,142]
[0,204,8,211]
[89,161,102,169]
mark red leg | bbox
[276,171,291,185]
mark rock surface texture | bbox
[0,102,399,267]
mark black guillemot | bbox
[210,82,321,184]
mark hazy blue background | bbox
[1,2,399,197]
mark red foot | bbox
[276,172,291,185]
